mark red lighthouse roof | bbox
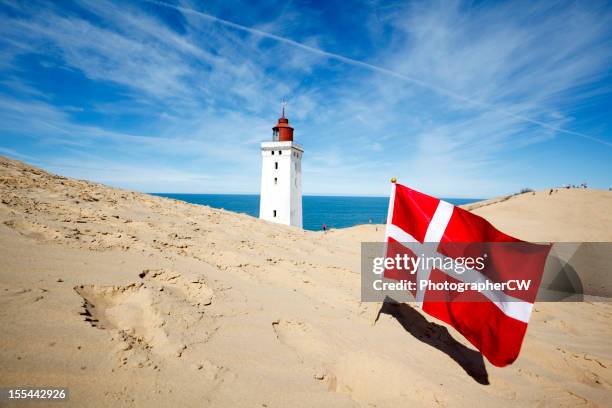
[272,105,294,142]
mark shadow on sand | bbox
[379,299,490,385]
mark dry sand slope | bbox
[0,156,610,407]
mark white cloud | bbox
[0,0,610,196]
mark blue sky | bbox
[0,0,611,198]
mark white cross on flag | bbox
[384,183,551,367]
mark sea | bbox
[152,194,481,231]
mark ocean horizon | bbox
[152,193,482,231]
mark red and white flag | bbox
[384,183,551,367]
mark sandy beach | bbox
[1,156,610,407]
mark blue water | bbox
[152,194,481,231]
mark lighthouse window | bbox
[273,210,277,217]
[274,177,277,185]
[274,162,278,170]
[279,150,282,155]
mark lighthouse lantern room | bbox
[259,105,303,228]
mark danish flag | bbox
[384,183,551,367]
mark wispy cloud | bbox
[0,0,611,196]
[145,0,611,146]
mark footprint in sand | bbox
[272,320,328,358]
[272,319,419,404]
[74,284,177,355]
[74,277,217,361]
[138,268,213,310]
[272,319,335,384]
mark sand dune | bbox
[0,156,610,407]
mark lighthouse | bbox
[259,106,303,228]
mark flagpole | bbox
[370,177,397,326]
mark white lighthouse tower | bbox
[259,105,303,228]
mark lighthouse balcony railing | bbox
[261,140,303,151]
